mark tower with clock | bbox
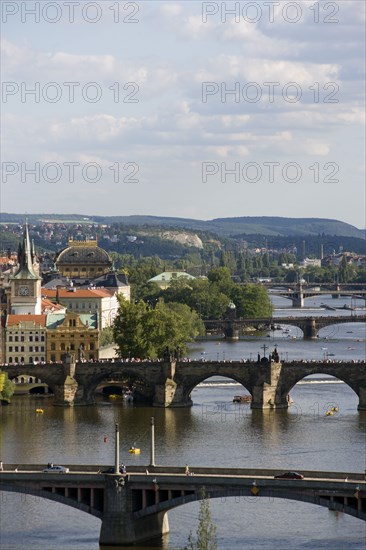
[9,223,42,315]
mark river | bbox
[0,296,365,549]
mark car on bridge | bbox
[42,465,69,473]
[274,471,304,480]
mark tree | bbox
[113,297,204,359]
[182,490,217,550]
[0,375,15,403]
[113,297,149,359]
[100,326,114,347]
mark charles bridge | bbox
[1,356,366,410]
[0,464,365,546]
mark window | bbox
[34,346,39,352]
[15,346,19,352]
[29,346,33,352]
[41,336,45,342]
[51,354,56,362]
[60,343,65,351]
[9,346,12,352]
[51,343,56,351]
[21,336,25,342]
[29,336,33,342]
[8,336,12,342]
[9,357,13,363]
[90,343,94,350]
[29,357,33,363]
[15,336,19,342]
[41,346,44,352]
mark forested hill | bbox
[0,214,364,239]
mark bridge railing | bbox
[1,464,364,481]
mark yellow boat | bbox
[36,408,44,414]
[325,410,333,416]
[128,447,140,454]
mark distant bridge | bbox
[1,465,365,546]
[258,282,366,307]
[2,357,366,409]
[204,314,366,339]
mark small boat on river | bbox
[233,395,252,403]
[128,447,140,454]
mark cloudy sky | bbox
[1,1,365,227]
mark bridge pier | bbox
[223,321,239,340]
[292,295,304,308]
[100,479,169,546]
[251,361,289,410]
[358,387,366,411]
[303,318,318,339]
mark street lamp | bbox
[114,423,120,474]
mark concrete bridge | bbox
[204,314,366,339]
[1,464,365,546]
[1,357,366,410]
[262,282,366,307]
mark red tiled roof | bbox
[42,288,114,299]
[6,314,47,327]
[41,298,65,313]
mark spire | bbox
[12,222,40,280]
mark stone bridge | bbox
[204,315,366,339]
[1,465,365,546]
[1,358,366,410]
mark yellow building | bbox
[46,312,99,362]
[55,239,112,278]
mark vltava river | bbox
[1,298,365,549]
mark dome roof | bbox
[55,240,112,267]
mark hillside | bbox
[0,213,364,239]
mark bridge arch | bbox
[279,369,361,409]
[9,371,56,395]
[83,368,155,405]
[181,372,254,405]
[0,483,102,519]
[135,486,363,523]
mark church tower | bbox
[9,223,42,314]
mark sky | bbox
[1,1,365,227]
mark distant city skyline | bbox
[1,1,365,227]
